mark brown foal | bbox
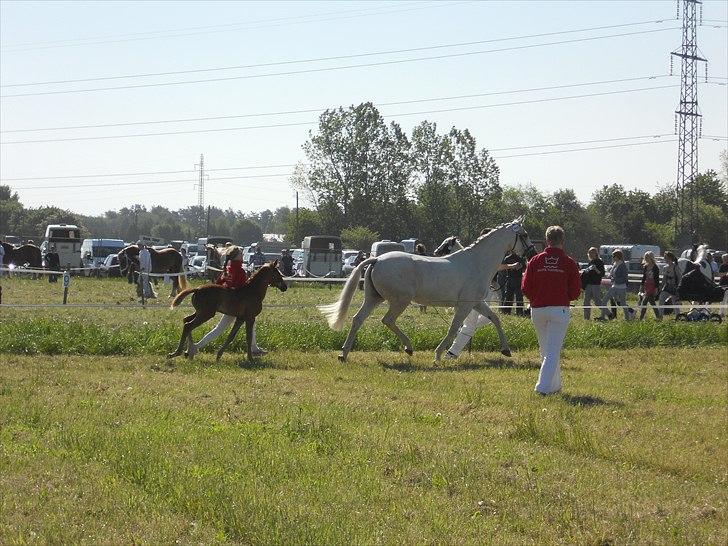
[168,261,287,363]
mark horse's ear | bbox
[273,259,279,267]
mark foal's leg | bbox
[170,275,178,298]
[435,304,474,361]
[339,295,382,362]
[381,299,414,356]
[473,301,512,357]
[216,317,244,362]
[245,319,255,363]
[169,311,213,358]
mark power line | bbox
[0,84,679,145]
[1,19,673,88]
[0,74,674,133]
[0,27,680,98]
[0,164,299,182]
[8,133,716,187]
[0,2,456,53]
[12,173,295,191]
[493,139,678,159]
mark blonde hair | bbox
[226,245,241,259]
[642,251,655,266]
[612,250,623,261]
[545,226,564,245]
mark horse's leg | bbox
[339,296,382,363]
[170,272,178,298]
[169,311,212,358]
[216,317,244,362]
[381,299,414,356]
[245,319,254,363]
[473,301,511,357]
[435,305,474,361]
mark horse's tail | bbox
[178,261,188,291]
[317,257,378,330]
[170,287,196,309]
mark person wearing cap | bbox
[522,225,581,395]
[188,245,266,357]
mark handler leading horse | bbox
[319,217,535,362]
[117,245,187,297]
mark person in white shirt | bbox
[137,242,157,299]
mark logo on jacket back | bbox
[539,255,564,273]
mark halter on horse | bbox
[319,217,535,362]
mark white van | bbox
[370,240,405,258]
[41,224,83,269]
[80,238,126,269]
[599,244,661,274]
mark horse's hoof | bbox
[337,354,346,363]
[501,349,512,357]
[404,348,413,356]
[167,352,178,359]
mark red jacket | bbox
[521,247,581,308]
[218,260,247,289]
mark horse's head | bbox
[266,260,287,292]
[433,236,461,257]
[506,217,537,259]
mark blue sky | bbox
[1,0,726,217]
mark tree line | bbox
[1,102,726,255]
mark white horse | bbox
[678,244,714,281]
[318,217,535,362]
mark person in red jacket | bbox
[188,246,266,357]
[521,225,581,395]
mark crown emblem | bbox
[544,256,559,266]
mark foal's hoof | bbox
[404,348,413,356]
[337,354,346,363]
[501,349,512,357]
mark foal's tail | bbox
[170,287,196,309]
[317,257,378,330]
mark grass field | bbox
[1,276,726,544]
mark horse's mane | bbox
[245,262,277,287]
[451,221,513,254]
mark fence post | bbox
[62,269,70,304]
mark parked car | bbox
[290,248,304,276]
[188,255,207,277]
[342,254,360,277]
[101,254,120,278]
[342,249,359,263]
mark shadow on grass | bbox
[381,357,541,373]
[559,393,623,407]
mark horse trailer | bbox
[41,224,83,269]
[599,244,661,274]
[300,236,342,277]
[370,240,405,257]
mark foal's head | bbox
[252,260,288,292]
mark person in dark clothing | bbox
[280,249,294,276]
[501,251,526,315]
[45,246,60,283]
[639,251,661,320]
[415,243,427,256]
[582,246,605,320]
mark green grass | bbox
[0,276,725,355]
[0,277,726,543]
[1,349,726,544]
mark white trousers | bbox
[531,306,570,394]
[195,314,259,351]
[447,308,492,357]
